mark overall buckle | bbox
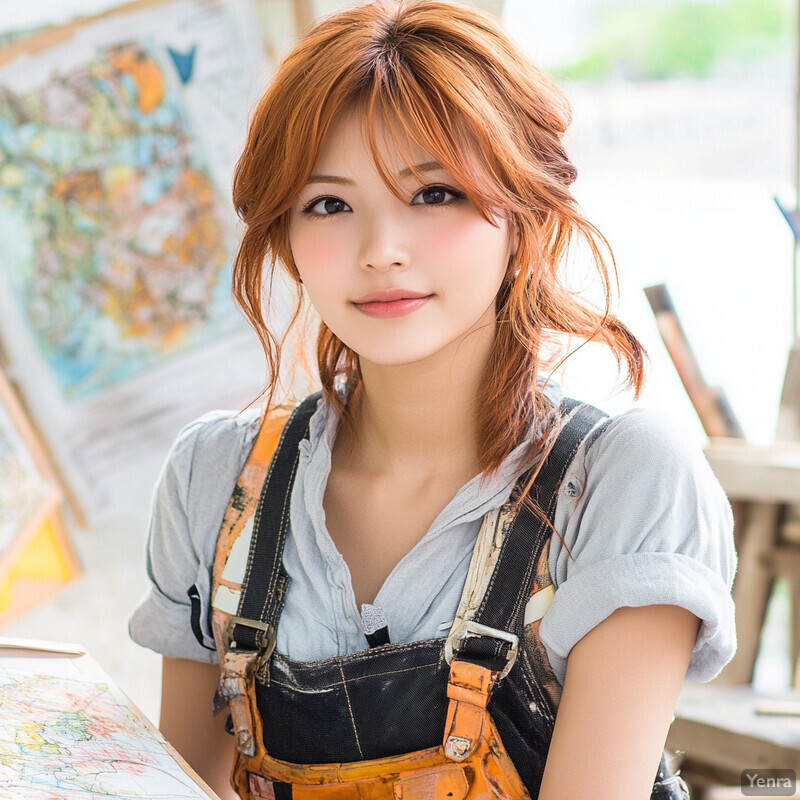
[444,619,519,680]
[225,615,277,662]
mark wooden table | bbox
[668,683,800,798]
[670,683,800,771]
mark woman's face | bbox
[287,109,518,368]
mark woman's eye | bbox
[299,184,465,218]
[301,197,351,217]
[412,185,465,206]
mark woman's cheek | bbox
[293,237,328,270]
[430,220,509,283]
[293,239,347,291]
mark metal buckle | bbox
[225,616,277,660]
[444,619,519,680]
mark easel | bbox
[702,435,800,687]
[0,364,79,626]
[0,340,86,528]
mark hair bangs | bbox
[356,70,512,229]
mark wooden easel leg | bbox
[777,345,800,689]
[292,0,314,36]
[791,577,800,689]
[716,503,781,685]
[777,345,800,441]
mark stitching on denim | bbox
[262,396,320,622]
[264,677,343,690]
[264,661,441,691]
[338,661,364,759]
[339,637,439,660]
[240,401,303,615]
[342,661,442,685]
[288,638,443,670]
[260,445,301,625]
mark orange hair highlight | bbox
[231,0,648,562]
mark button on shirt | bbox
[129,381,738,687]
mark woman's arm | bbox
[538,604,700,800]
[160,656,239,800]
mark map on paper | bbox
[0,0,279,522]
[0,647,214,798]
[0,39,231,401]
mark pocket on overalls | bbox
[392,764,470,800]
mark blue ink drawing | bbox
[168,45,197,84]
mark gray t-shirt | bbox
[128,383,738,687]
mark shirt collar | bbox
[301,376,564,532]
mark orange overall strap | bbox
[443,660,495,762]
[209,403,293,756]
[211,404,293,593]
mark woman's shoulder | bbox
[541,401,738,686]
[172,406,263,456]
[170,405,262,465]
[552,399,734,567]
[579,404,712,481]
[542,386,706,484]
[159,406,264,512]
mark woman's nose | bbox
[358,215,411,273]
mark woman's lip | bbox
[353,289,430,303]
[353,295,432,318]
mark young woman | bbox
[129,1,737,798]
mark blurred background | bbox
[0,0,795,787]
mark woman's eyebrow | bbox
[305,161,445,186]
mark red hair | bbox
[231,0,647,558]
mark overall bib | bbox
[206,391,692,800]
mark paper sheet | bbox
[0,641,218,799]
[0,0,295,523]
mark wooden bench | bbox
[668,682,800,797]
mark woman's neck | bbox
[338,318,496,483]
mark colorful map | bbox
[0,0,272,523]
[0,407,48,557]
[0,666,211,798]
[0,40,232,401]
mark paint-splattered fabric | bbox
[128,381,737,687]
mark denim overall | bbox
[208,391,692,800]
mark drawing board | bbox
[0,637,220,798]
[0,0,288,523]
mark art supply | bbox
[0,637,220,799]
[0,0,273,525]
[0,367,77,625]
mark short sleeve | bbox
[127,408,260,663]
[538,407,738,687]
